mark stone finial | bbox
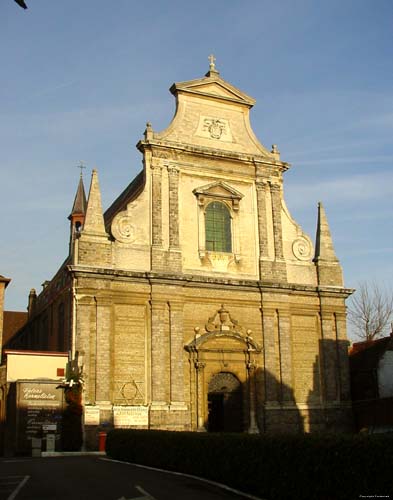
[313,202,343,286]
[82,169,107,236]
[271,144,281,159]
[28,288,37,318]
[144,122,153,140]
[314,202,339,263]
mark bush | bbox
[106,430,393,500]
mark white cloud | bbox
[286,171,393,208]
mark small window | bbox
[205,201,232,252]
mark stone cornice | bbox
[67,265,353,298]
[137,139,289,172]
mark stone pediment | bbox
[170,75,255,107]
[184,305,261,353]
[193,181,244,207]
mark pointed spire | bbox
[314,202,339,263]
[82,169,107,236]
[68,174,87,220]
[314,202,343,287]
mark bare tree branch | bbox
[348,282,393,341]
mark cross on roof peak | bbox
[76,161,86,177]
[208,54,216,71]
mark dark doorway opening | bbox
[207,372,243,432]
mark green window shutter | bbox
[205,202,232,252]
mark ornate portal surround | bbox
[185,305,261,433]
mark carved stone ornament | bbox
[205,304,239,333]
[205,118,226,139]
[195,115,233,142]
[112,212,136,243]
[114,378,144,405]
[185,304,261,353]
[208,372,241,393]
[292,236,312,261]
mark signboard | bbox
[16,381,64,454]
[84,406,100,426]
[113,406,149,427]
[42,424,57,431]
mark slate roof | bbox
[68,174,87,219]
[104,170,145,231]
[2,310,28,346]
[0,275,11,286]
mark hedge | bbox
[106,430,393,500]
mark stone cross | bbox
[208,54,216,70]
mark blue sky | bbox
[1,0,392,332]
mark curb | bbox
[42,451,105,457]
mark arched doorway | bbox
[207,372,243,432]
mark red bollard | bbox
[98,432,107,452]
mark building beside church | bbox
[8,60,353,441]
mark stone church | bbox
[11,59,353,437]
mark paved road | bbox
[0,455,258,500]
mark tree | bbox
[348,282,393,341]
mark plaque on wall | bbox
[16,380,64,455]
[113,406,149,427]
[84,406,100,425]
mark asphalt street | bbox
[0,455,259,500]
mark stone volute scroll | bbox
[111,201,147,245]
[111,211,136,243]
[292,235,312,261]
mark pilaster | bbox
[320,308,339,402]
[262,308,280,402]
[95,297,112,404]
[167,166,182,272]
[151,162,166,271]
[169,300,185,405]
[334,312,351,401]
[278,309,294,402]
[150,299,169,404]
[256,181,271,280]
[269,183,287,282]
[75,296,96,405]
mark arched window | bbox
[205,201,232,252]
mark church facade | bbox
[11,61,353,439]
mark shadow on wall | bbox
[203,368,304,434]
[307,338,353,433]
[201,338,353,434]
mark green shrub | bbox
[106,430,393,500]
